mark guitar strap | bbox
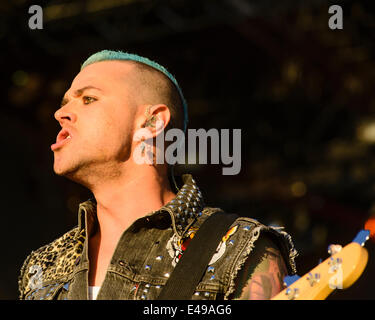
[157,211,238,300]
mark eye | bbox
[82,96,97,105]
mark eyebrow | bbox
[73,85,102,97]
[60,85,102,107]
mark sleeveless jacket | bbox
[18,174,298,300]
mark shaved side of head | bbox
[126,61,184,131]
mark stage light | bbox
[357,120,375,143]
[364,217,375,241]
[12,70,29,86]
[291,181,306,197]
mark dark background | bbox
[1,0,374,299]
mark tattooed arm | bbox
[230,234,288,300]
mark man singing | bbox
[18,50,297,300]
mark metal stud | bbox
[156,255,163,261]
[63,283,69,291]
[194,292,200,296]
[143,289,149,293]
[141,295,147,300]
[164,273,170,278]
[118,260,126,267]
[210,275,215,280]
[204,292,210,297]
[155,285,161,289]
[228,240,235,245]
[243,226,251,231]
[145,265,151,271]
[207,266,215,273]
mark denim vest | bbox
[19,174,297,300]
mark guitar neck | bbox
[272,242,369,300]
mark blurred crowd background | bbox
[1,0,374,299]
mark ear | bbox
[139,104,171,138]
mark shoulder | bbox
[18,227,85,299]
[226,214,298,273]
[199,208,297,270]
[195,207,298,299]
[226,216,298,298]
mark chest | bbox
[25,217,250,300]
[84,225,223,299]
[88,240,117,286]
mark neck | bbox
[89,164,175,242]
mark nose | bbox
[54,104,77,125]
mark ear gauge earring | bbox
[139,105,160,161]
[140,138,155,163]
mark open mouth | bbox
[51,128,73,151]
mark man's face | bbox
[52,60,140,182]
